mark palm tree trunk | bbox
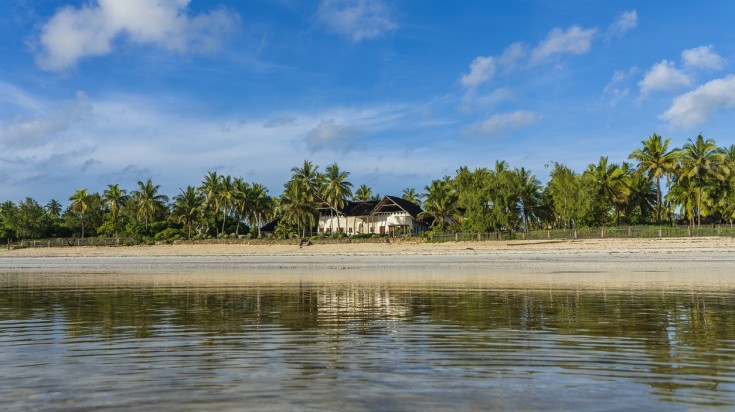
[222,205,227,234]
[656,177,662,225]
[80,214,85,239]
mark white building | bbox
[318,196,427,236]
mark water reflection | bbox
[1,271,734,411]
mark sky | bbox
[2,0,735,204]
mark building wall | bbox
[318,212,422,235]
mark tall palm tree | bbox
[218,175,236,235]
[321,163,353,234]
[172,186,204,239]
[69,189,92,238]
[102,184,128,235]
[232,177,250,236]
[246,183,273,238]
[679,134,727,226]
[514,167,541,233]
[199,171,221,235]
[131,179,169,234]
[354,184,373,202]
[291,160,323,201]
[628,133,678,224]
[401,187,422,206]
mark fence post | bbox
[573,229,578,239]
[455,232,459,241]
[688,226,692,237]
[658,227,662,238]
[600,227,604,238]
[547,230,550,239]
[627,227,632,237]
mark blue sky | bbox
[2,1,735,203]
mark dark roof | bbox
[315,196,424,219]
[343,200,379,216]
[374,196,423,219]
[260,217,280,232]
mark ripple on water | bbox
[0,272,734,411]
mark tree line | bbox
[1,133,733,242]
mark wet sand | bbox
[1,237,734,276]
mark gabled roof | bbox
[373,196,423,219]
[317,196,423,219]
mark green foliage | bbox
[153,227,186,243]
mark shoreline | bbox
[0,237,733,274]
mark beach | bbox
[1,237,734,279]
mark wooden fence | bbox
[429,225,735,242]
[7,237,135,249]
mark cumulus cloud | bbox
[530,25,597,64]
[607,10,637,37]
[460,56,496,89]
[36,0,240,71]
[638,60,691,98]
[682,45,725,71]
[316,0,397,42]
[306,119,363,152]
[660,75,735,128]
[466,111,542,138]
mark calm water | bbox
[1,270,734,411]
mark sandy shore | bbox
[0,237,734,273]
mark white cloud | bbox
[466,111,542,137]
[497,42,527,70]
[682,45,725,71]
[638,60,691,98]
[476,88,515,107]
[660,75,735,128]
[0,91,91,147]
[460,56,496,89]
[36,0,240,71]
[316,0,397,42]
[305,119,362,152]
[607,10,637,37]
[530,25,597,64]
[603,68,637,106]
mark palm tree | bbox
[218,175,236,235]
[667,176,700,227]
[401,187,422,206]
[246,183,273,238]
[354,184,373,202]
[102,184,128,235]
[45,199,62,218]
[172,186,204,239]
[628,133,678,224]
[199,171,221,235]
[232,178,250,236]
[291,160,323,201]
[69,189,92,238]
[514,167,541,233]
[584,156,631,225]
[279,179,317,237]
[420,179,459,231]
[321,163,353,234]
[679,134,727,226]
[131,179,169,234]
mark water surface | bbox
[1,270,734,411]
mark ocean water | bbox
[1,270,734,411]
